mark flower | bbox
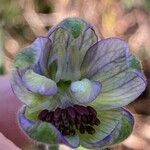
[11,18,147,149]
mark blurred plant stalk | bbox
[0,25,5,74]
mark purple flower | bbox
[11,18,147,149]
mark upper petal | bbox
[80,108,134,149]
[14,37,51,74]
[31,37,52,75]
[46,18,98,81]
[81,38,147,109]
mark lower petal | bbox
[80,108,134,149]
[111,108,134,144]
[19,107,80,148]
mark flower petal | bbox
[80,108,134,149]
[11,71,48,106]
[81,38,147,109]
[14,47,37,69]
[11,71,59,110]
[19,107,35,130]
[60,134,80,148]
[70,79,101,104]
[47,18,98,81]
[24,97,58,121]
[111,108,134,145]
[14,37,50,73]
[19,107,59,145]
[19,107,80,148]
[31,36,52,75]
[22,69,57,96]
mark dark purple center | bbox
[38,105,100,136]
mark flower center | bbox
[38,105,100,136]
[57,80,72,91]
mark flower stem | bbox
[48,144,59,150]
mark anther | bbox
[67,107,76,119]
[79,124,85,134]
[54,107,62,119]
[81,115,88,124]
[74,105,86,115]
[75,123,80,130]
[76,114,81,122]
[38,105,100,136]
[61,109,67,120]
[85,126,96,135]
[94,118,100,126]
[38,109,49,121]
[45,111,54,122]
[87,106,97,116]
[70,129,76,136]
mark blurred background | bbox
[0,0,150,149]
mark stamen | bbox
[45,111,54,122]
[54,107,62,119]
[38,110,49,121]
[85,126,96,134]
[95,118,101,126]
[79,124,85,134]
[87,106,97,116]
[38,105,100,136]
[67,106,76,119]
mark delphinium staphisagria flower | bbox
[11,18,147,149]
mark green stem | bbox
[48,144,59,150]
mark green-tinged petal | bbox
[29,122,58,145]
[47,18,98,81]
[62,135,80,148]
[15,37,50,70]
[25,107,41,121]
[77,146,95,150]
[80,108,134,149]
[80,110,120,145]
[70,79,101,104]
[32,36,52,75]
[111,108,134,144]
[19,108,58,145]
[91,70,146,110]
[22,69,57,96]
[11,71,48,106]
[11,71,59,110]
[62,18,84,38]
[14,47,37,69]
[25,97,59,121]
[19,108,80,148]
[82,38,146,110]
